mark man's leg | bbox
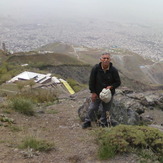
[82,99,100,129]
[100,97,113,127]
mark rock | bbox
[78,97,141,125]
[78,88,163,126]
[110,100,140,125]
[140,114,153,124]
[115,94,145,114]
[78,97,101,122]
[78,98,90,122]
[140,93,163,110]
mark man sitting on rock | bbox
[82,52,121,129]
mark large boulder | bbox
[110,100,140,125]
[78,88,163,126]
[78,96,141,126]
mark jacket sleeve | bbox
[89,66,97,93]
[111,68,121,89]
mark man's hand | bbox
[91,93,98,102]
[106,86,113,89]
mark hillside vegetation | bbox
[7,52,85,66]
[35,42,163,87]
[35,42,74,54]
[1,40,163,91]
[0,45,163,162]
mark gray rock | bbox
[78,97,141,125]
[78,97,91,122]
[78,88,163,126]
[110,100,140,125]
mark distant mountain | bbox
[35,42,74,54]
[139,61,163,84]
[35,42,163,86]
[7,51,85,66]
[5,42,163,90]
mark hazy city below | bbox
[0,0,163,61]
[1,17,163,61]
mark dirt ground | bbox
[0,90,162,163]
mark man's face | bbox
[100,54,111,67]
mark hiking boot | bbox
[82,121,91,129]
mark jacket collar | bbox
[99,62,113,70]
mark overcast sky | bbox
[0,0,163,24]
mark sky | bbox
[0,0,163,24]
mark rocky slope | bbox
[78,88,163,127]
[0,88,162,163]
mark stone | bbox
[78,88,163,126]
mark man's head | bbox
[100,52,111,69]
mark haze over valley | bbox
[0,2,163,163]
[0,17,163,61]
[0,0,163,61]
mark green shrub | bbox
[9,125,22,132]
[96,125,163,161]
[16,81,28,92]
[98,142,117,159]
[10,97,34,116]
[26,79,35,89]
[0,62,23,84]
[19,137,54,152]
[32,89,58,103]
[136,148,161,163]
[67,78,86,92]
[29,62,48,69]
[0,74,12,84]
[0,114,14,124]
[19,89,58,103]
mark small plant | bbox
[9,125,22,132]
[19,137,55,152]
[67,78,86,92]
[16,81,28,92]
[18,88,58,103]
[46,109,59,114]
[0,74,12,84]
[96,125,163,161]
[32,89,58,103]
[0,114,14,124]
[44,101,58,107]
[26,79,35,90]
[10,97,34,116]
[0,62,23,84]
[98,142,117,159]
[0,101,11,112]
[136,148,161,163]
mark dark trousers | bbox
[85,96,113,124]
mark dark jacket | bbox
[89,62,121,96]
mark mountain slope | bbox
[140,61,163,84]
[35,42,74,54]
[7,52,85,66]
[4,42,163,90]
[34,42,163,85]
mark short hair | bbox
[100,52,111,59]
[101,52,111,56]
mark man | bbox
[82,52,121,129]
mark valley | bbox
[0,18,163,61]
